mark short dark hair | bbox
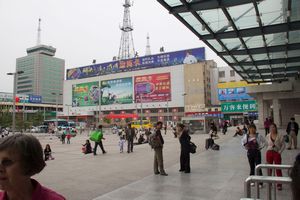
[156,121,163,127]
[98,125,103,129]
[0,134,45,176]
[176,123,185,130]
[248,124,256,130]
[291,117,295,121]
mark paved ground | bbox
[31,127,298,200]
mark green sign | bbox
[221,100,257,113]
[72,81,100,107]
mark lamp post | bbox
[51,92,62,130]
[166,101,170,122]
[140,93,143,126]
[98,81,102,124]
[7,70,24,134]
[182,93,187,118]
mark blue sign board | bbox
[66,47,205,80]
[218,87,253,101]
[29,95,42,103]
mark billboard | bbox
[72,81,100,107]
[134,73,171,103]
[0,93,42,103]
[28,95,42,103]
[101,77,133,105]
[66,47,205,80]
[218,87,253,101]
[221,100,257,113]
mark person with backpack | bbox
[176,123,191,173]
[151,121,168,176]
[125,123,135,153]
[241,124,267,188]
[93,125,106,155]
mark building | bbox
[63,47,217,125]
[16,45,65,104]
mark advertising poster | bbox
[101,77,133,105]
[221,100,257,113]
[72,81,100,107]
[218,87,253,101]
[67,47,205,80]
[134,73,171,103]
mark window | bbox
[230,70,235,77]
[219,71,225,78]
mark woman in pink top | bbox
[265,123,285,190]
[0,134,65,200]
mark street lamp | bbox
[182,93,187,117]
[140,93,143,126]
[51,92,63,130]
[98,81,102,124]
[7,70,24,134]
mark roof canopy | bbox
[157,0,300,83]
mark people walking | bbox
[264,118,271,136]
[93,125,106,155]
[209,122,219,139]
[119,135,126,153]
[61,132,66,144]
[265,123,285,190]
[176,123,191,173]
[222,121,228,135]
[66,129,72,144]
[152,121,168,176]
[286,117,299,150]
[125,123,135,153]
[242,124,267,187]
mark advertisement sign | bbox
[217,81,256,88]
[101,77,133,105]
[218,87,253,101]
[134,73,171,103]
[0,93,38,103]
[221,100,257,113]
[72,81,100,107]
[29,95,42,103]
[66,47,205,80]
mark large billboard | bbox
[66,47,205,80]
[101,77,133,105]
[218,87,253,101]
[0,93,42,103]
[221,100,257,113]
[72,81,100,107]
[134,73,171,103]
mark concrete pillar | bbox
[273,98,280,127]
[257,94,266,129]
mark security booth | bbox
[182,116,220,134]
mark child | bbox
[44,144,54,161]
[66,128,72,144]
[82,140,92,154]
[119,135,126,153]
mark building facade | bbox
[16,45,65,104]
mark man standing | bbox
[126,123,135,153]
[286,117,299,150]
[153,121,168,176]
[93,125,106,155]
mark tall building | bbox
[16,19,65,104]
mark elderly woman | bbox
[0,134,65,200]
[176,123,191,173]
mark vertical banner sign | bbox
[134,73,171,103]
[221,100,257,113]
[72,81,100,107]
[101,77,133,105]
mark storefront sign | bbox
[221,100,257,113]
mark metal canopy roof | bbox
[157,0,300,83]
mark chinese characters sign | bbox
[101,77,133,105]
[221,101,257,113]
[72,81,100,107]
[66,47,205,80]
[134,73,171,103]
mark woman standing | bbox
[242,124,267,187]
[176,123,191,173]
[266,123,285,190]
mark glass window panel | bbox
[271,64,285,68]
[179,13,210,35]
[223,55,235,63]
[243,66,256,70]
[289,30,300,44]
[291,0,300,22]
[197,9,232,32]
[234,55,250,62]
[228,4,258,30]
[221,38,243,51]
[258,0,285,25]
[234,66,243,71]
[252,54,268,61]
[207,40,223,52]
[164,0,182,6]
[270,52,286,59]
[244,35,264,49]
[265,33,287,46]
[287,62,300,67]
[258,65,271,70]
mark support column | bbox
[273,98,280,127]
[257,94,266,129]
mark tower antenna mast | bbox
[37,18,41,45]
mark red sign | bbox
[134,73,171,103]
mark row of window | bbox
[218,70,235,78]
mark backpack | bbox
[89,130,103,142]
[149,131,162,149]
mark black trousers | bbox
[247,149,262,176]
[180,149,190,172]
[127,138,134,153]
[94,141,105,155]
[265,128,269,136]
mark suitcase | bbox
[205,138,214,150]
[212,143,220,151]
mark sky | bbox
[0,0,227,93]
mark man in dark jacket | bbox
[286,117,299,150]
[153,121,168,176]
[126,123,135,153]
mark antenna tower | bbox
[145,33,151,56]
[118,0,135,60]
[37,18,41,45]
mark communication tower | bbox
[37,18,41,45]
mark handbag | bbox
[283,134,289,143]
[189,142,197,154]
[89,130,103,142]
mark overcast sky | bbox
[0,0,226,93]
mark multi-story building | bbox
[16,45,65,104]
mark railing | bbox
[243,164,293,200]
